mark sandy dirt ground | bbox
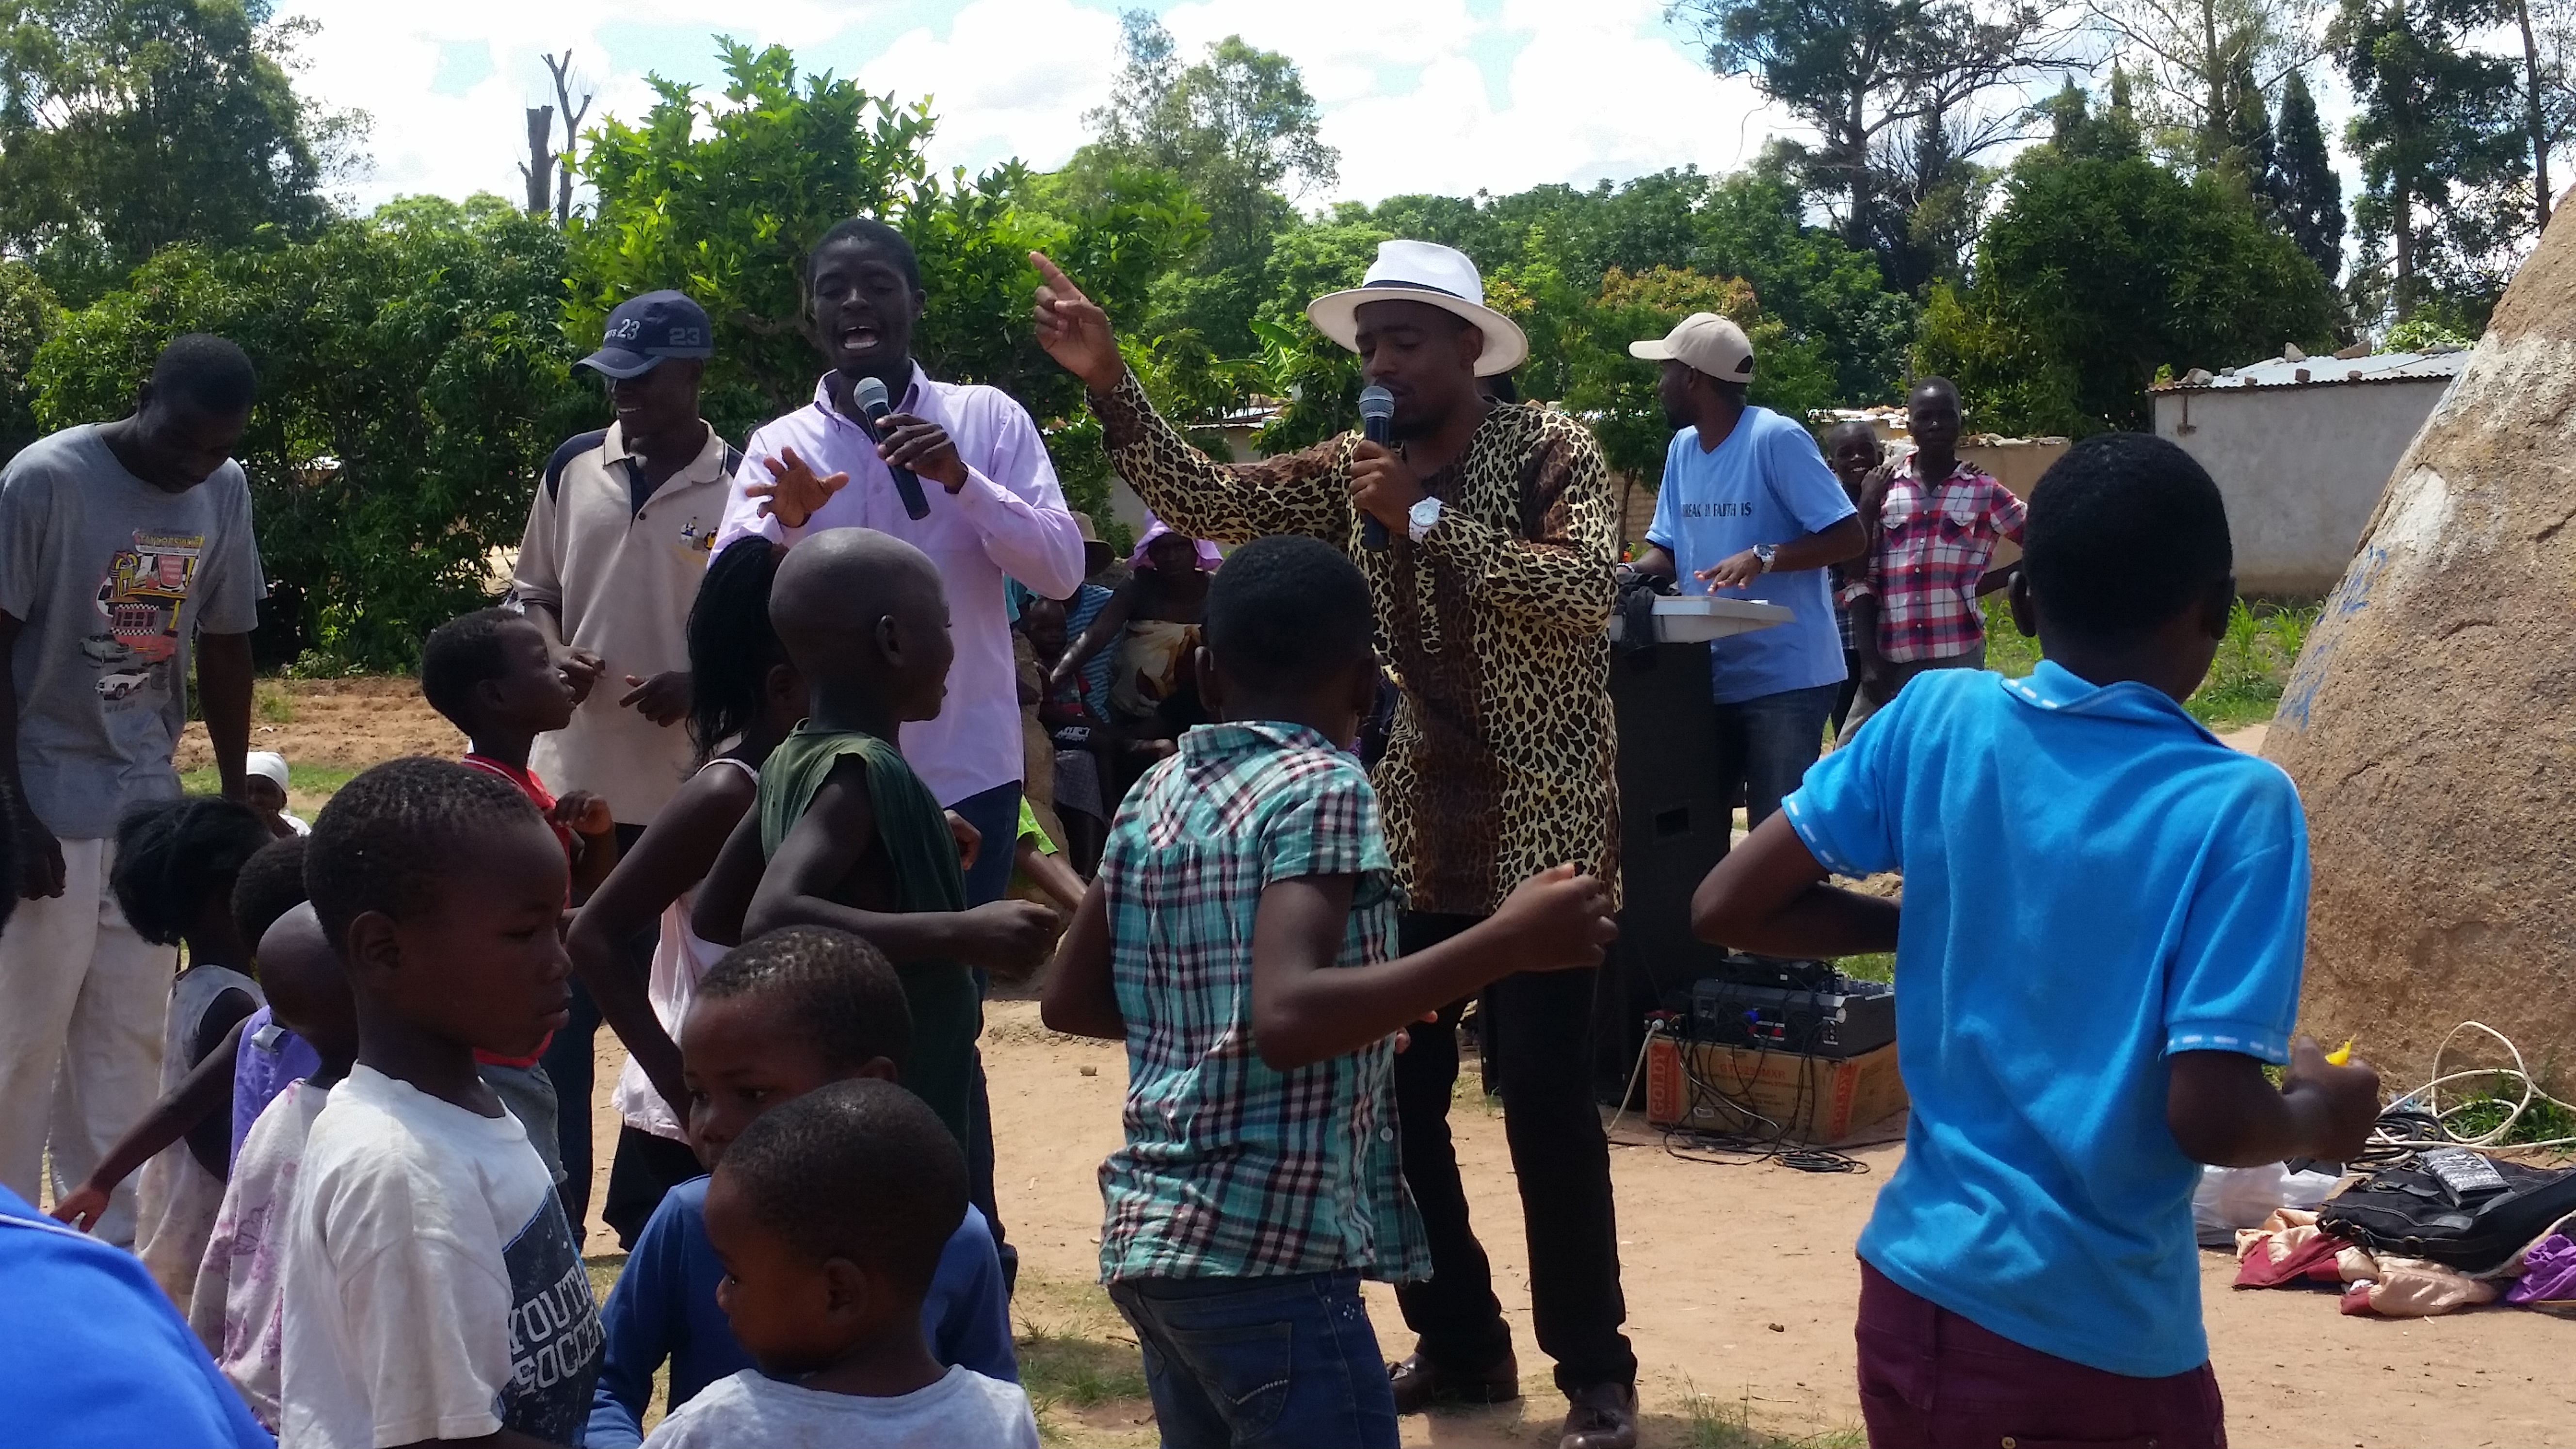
[198,684,2568,1448]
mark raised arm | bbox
[1032,252,1348,547]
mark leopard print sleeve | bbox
[1089,369,1350,547]
[1415,411,1616,634]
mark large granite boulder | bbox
[2263,236,2576,1089]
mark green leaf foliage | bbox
[0,259,62,459]
[29,196,591,670]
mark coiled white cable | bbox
[2367,1021,2576,1154]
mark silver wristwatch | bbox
[1754,543,1778,574]
[1407,496,1444,543]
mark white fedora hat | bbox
[1306,240,1530,378]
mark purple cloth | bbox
[2507,1233,2576,1305]
[1128,515,1222,572]
[226,1005,320,1167]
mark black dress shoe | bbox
[1387,1351,1521,1413]
[1558,1381,1639,1449]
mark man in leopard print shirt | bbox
[1035,242,1638,1449]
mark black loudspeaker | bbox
[1591,638,1747,1100]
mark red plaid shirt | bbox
[1845,458,2026,663]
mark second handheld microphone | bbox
[1358,385,1396,550]
[852,374,932,521]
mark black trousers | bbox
[1392,912,1635,1395]
[603,1126,707,1250]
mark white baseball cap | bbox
[245,751,290,789]
[1629,312,1755,385]
[1306,240,1530,378]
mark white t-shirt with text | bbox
[277,1065,602,1448]
[641,1365,1040,1449]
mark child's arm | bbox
[2168,1040,2380,1167]
[1039,884,1121,1040]
[1250,864,1617,1072]
[582,1197,693,1449]
[745,759,1058,977]
[556,790,620,903]
[183,986,257,1178]
[1015,838,1087,916]
[567,775,754,1124]
[689,808,766,948]
[1691,812,1900,958]
[50,1017,248,1231]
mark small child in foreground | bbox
[51,796,271,1311]
[1042,534,1619,1449]
[587,925,1014,1449]
[639,1077,1038,1448]
[420,605,619,1191]
[187,902,360,1431]
[1693,433,2380,1448]
[695,528,1056,1145]
[279,757,602,1448]
[244,750,309,837]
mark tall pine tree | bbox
[2272,71,2347,283]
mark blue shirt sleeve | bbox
[2162,771,2308,1065]
[925,1206,1020,1383]
[585,1187,698,1449]
[1780,681,1907,879]
[1763,418,1860,537]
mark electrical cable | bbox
[1650,1014,1869,1175]
[2361,1021,2576,1158]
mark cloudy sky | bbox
[285,0,1791,211]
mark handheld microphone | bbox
[852,374,932,521]
[1358,385,1396,550]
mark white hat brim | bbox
[1306,287,1530,377]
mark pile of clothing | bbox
[2229,1150,2576,1318]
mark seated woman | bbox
[1046,518,1218,802]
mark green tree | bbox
[2332,0,2529,325]
[1917,87,2340,433]
[30,196,588,669]
[1058,12,1335,403]
[0,258,60,459]
[2271,70,2346,280]
[569,39,1199,520]
[0,0,361,305]
[2086,0,2322,163]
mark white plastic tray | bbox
[1607,594,1795,644]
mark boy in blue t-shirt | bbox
[586,926,1014,1449]
[1693,433,2380,1447]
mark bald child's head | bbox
[258,902,359,1072]
[769,528,954,730]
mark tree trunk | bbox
[521,106,553,215]
[2202,0,2225,156]
[2393,184,2415,321]
[2517,0,2553,227]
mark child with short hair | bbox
[1041,534,1620,1449]
[279,757,603,1448]
[48,796,271,1312]
[695,529,1057,1145]
[587,925,1014,1449]
[570,537,805,1249]
[227,837,322,1160]
[638,1077,1038,1448]
[188,902,360,1430]
[420,604,620,1190]
[1694,433,2381,1448]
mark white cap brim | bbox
[1627,339,1680,360]
[1306,287,1530,377]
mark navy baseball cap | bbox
[579,290,714,379]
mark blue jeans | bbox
[1108,1271,1399,1449]
[1712,681,1840,833]
[948,781,1022,1294]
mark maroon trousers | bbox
[1855,1260,2227,1449]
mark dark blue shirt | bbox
[585,1177,1016,1449]
[0,1184,271,1448]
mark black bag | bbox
[2317,1149,2576,1272]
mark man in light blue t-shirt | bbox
[1628,313,1864,833]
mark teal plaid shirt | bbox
[1095,721,1431,1284]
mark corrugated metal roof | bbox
[2152,348,2470,391]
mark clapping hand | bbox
[747,447,848,529]
[554,791,614,840]
[1489,863,1620,972]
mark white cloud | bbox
[854,0,1124,177]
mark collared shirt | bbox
[1095,721,1430,1285]
[1784,661,2307,1377]
[713,366,1085,809]
[1094,370,1620,916]
[1845,457,2026,664]
[512,421,739,824]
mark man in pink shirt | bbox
[711,216,1086,1289]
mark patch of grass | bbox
[1980,595,2315,730]
[1835,952,1895,984]
[1018,1322,1150,1411]
[179,761,358,801]
[254,679,296,724]
[1680,1382,1866,1449]
[2447,1090,2576,1148]
[1978,595,2041,680]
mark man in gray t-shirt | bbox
[0,334,264,1246]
